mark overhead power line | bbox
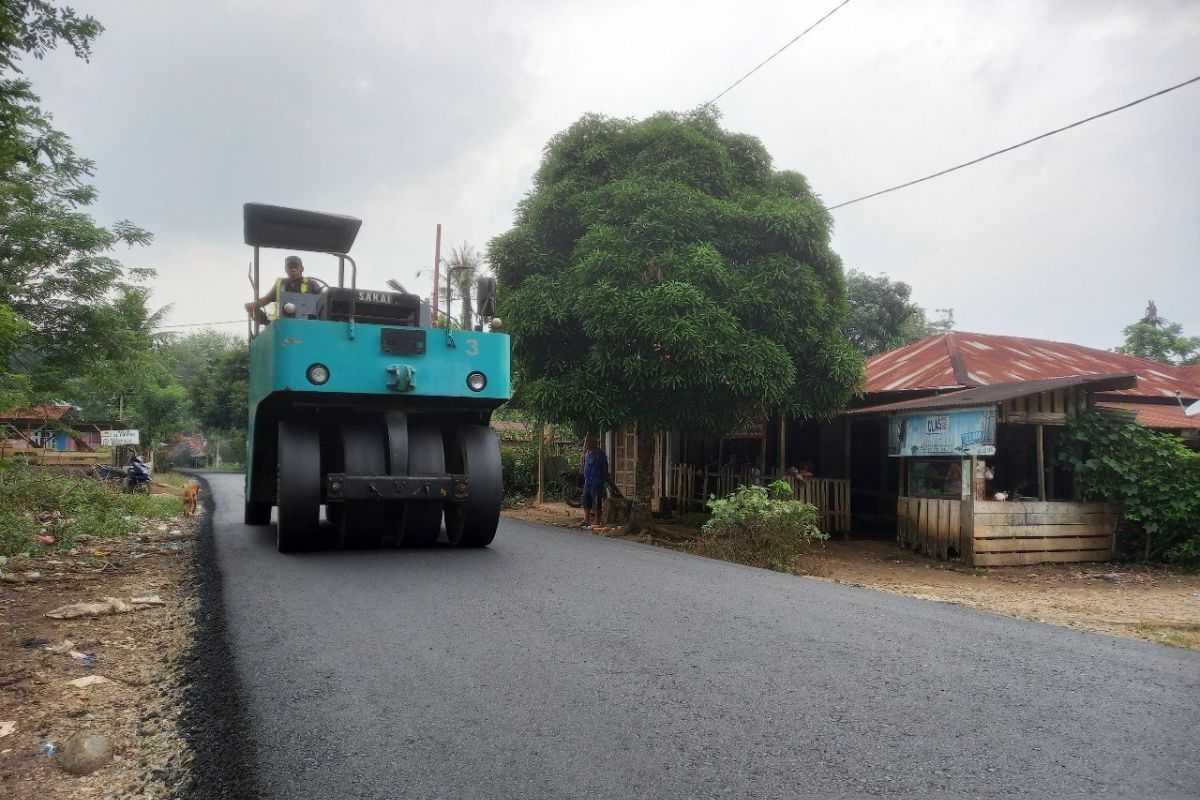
[151,319,244,330]
[828,73,1200,211]
[703,0,852,109]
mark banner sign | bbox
[888,407,996,457]
[724,418,766,439]
[100,429,140,446]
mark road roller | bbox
[241,203,510,552]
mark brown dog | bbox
[182,483,200,516]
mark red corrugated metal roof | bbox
[0,404,72,422]
[1096,401,1200,431]
[865,333,1199,400]
[849,374,1137,415]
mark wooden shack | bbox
[861,374,1133,566]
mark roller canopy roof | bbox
[243,203,362,253]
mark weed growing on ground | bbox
[697,481,827,571]
[675,511,711,529]
[0,465,182,555]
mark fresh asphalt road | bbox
[204,472,1199,799]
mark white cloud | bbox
[19,0,1200,348]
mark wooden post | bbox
[777,412,787,475]
[1036,423,1046,501]
[970,455,986,500]
[536,421,545,505]
[757,420,767,474]
[843,418,852,479]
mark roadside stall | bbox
[877,375,1129,566]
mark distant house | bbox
[490,419,533,445]
[0,404,123,461]
[168,433,210,467]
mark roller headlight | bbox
[282,302,297,316]
[307,364,330,385]
[466,371,487,392]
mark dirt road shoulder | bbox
[505,502,1200,650]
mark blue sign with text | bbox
[888,407,997,457]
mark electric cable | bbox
[703,0,852,109]
[828,73,1200,210]
[151,320,244,329]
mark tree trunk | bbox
[625,423,658,535]
[536,421,545,505]
[459,287,473,330]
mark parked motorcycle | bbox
[124,457,152,494]
[86,458,152,493]
[559,470,584,508]
[86,463,125,486]
[558,470,624,507]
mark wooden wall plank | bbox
[968,511,1117,526]
[960,499,974,562]
[973,536,1115,553]
[950,500,961,556]
[973,549,1113,567]
[973,501,1116,514]
[974,523,1117,539]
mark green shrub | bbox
[0,465,183,555]
[499,443,579,497]
[501,443,539,496]
[1060,410,1200,563]
[0,508,37,557]
[699,481,826,571]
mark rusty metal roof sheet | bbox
[849,374,1138,416]
[0,404,72,422]
[865,332,1200,400]
[1096,401,1200,431]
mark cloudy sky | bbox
[23,0,1200,349]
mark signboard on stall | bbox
[100,429,140,446]
[888,407,996,457]
[723,418,766,440]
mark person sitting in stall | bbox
[244,255,327,325]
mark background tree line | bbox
[3,2,1193,482]
[0,3,248,462]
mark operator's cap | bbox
[284,255,303,266]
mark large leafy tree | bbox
[62,286,172,416]
[190,346,249,433]
[1116,302,1199,366]
[844,270,932,356]
[1,1,152,403]
[490,110,862,521]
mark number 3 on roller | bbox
[465,338,479,356]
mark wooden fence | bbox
[667,464,851,535]
[897,497,964,560]
[898,497,1118,566]
[967,501,1117,566]
[0,442,104,466]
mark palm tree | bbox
[442,241,481,328]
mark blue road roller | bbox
[241,203,510,552]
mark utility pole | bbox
[432,224,442,324]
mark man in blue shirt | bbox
[581,435,609,528]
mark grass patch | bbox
[0,465,183,555]
[1136,622,1200,650]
